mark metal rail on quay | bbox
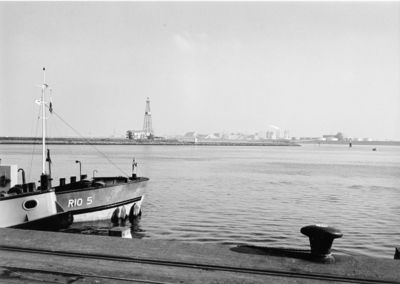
[1,245,398,284]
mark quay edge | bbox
[0,228,399,284]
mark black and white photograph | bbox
[0,1,399,283]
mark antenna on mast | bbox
[43,67,46,84]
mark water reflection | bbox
[61,216,146,239]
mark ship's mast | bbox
[37,68,50,174]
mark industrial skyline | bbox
[122,98,393,142]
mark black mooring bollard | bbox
[301,224,343,257]
[394,247,400,260]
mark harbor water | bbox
[1,143,399,259]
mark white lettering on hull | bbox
[67,197,94,208]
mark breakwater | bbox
[300,140,400,147]
[0,137,299,146]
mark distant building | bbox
[184,132,198,138]
[205,133,218,139]
[266,131,275,139]
[336,132,346,141]
[258,131,267,139]
[237,133,247,140]
[213,133,221,139]
[228,133,239,140]
[197,134,208,139]
[247,134,260,140]
[283,130,290,140]
[220,132,230,140]
[126,130,145,139]
[323,132,346,141]
[228,133,247,140]
[363,138,373,141]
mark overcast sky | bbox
[1,1,399,140]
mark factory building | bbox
[126,130,146,140]
[283,130,290,140]
[266,131,275,139]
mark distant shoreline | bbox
[0,137,299,146]
[299,140,400,146]
[1,137,399,146]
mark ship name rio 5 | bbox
[68,197,93,208]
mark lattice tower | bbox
[143,97,154,136]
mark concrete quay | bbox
[0,228,399,284]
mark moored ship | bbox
[0,164,72,230]
[3,68,149,226]
[53,165,148,222]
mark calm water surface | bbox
[1,144,399,259]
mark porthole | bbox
[23,199,38,210]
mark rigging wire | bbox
[27,107,41,181]
[49,115,91,176]
[27,86,39,181]
[46,105,128,177]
